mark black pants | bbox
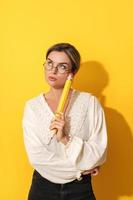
[28,170,96,200]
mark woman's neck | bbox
[48,88,63,101]
[45,87,73,102]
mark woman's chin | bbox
[49,83,64,89]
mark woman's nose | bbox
[51,66,58,74]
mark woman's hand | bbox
[50,113,66,142]
[82,166,100,176]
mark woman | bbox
[22,43,107,200]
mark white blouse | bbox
[22,89,107,184]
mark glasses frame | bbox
[43,60,72,74]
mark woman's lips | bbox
[48,76,57,81]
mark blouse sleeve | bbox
[64,96,107,170]
[22,101,61,166]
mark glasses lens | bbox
[44,61,70,74]
[58,65,69,74]
[44,62,53,70]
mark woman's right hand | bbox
[50,113,66,141]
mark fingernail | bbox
[59,112,63,115]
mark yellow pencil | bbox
[51,74,73,135]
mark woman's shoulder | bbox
[23,92,43,111]
[75,89,101,107]
[75,89,96,100]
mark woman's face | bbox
[44,51,73,89]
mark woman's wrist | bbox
[60,134,72,145]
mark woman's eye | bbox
[48,61,53,66]
[60,65,67,69]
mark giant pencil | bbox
[51,74,73,135]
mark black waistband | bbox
[33,170,91,185]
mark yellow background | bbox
[0,0,133,199]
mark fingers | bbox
[50,121,65,131]
[91,168,99,176]
[50,118,65,128]
[82,171,90,175]
[51,113,65,124]
[82,166,100,176]
[50,112,65,131]
[51,117,64,124]
[92,166,100,176]
[55,112,65,120]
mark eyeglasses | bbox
[43,60,71,74]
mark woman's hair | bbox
[46,43,81,74]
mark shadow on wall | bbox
[73,61,133,200]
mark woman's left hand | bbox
[82,166,100,176]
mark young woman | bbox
[22,43,107,200]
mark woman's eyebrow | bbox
[47,57,69,65]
